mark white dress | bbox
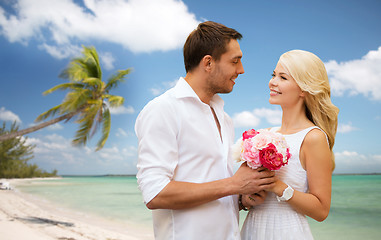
[241,126,320,240]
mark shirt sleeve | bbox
[135,98,179,204]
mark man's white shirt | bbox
[135,77,240,240]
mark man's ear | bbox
[202,55,213,71]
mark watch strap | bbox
[276,185,294,202]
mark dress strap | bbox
[269,126,280,132]
[302,126,329,147]
[269,126,329,146]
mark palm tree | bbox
[0,46,131,151]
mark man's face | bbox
[207,39,245,94]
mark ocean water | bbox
[307,175,381,240]
[16,176,153,231]
[16,175,381,239]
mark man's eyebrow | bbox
[232,55,242,59]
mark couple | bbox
[135,21,339,240]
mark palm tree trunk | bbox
[0,111,78,141]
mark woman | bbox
[240,50,339,240]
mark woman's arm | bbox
[269,129,333,222]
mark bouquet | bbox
[231,129,291,170]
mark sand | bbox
[0,179,154,240]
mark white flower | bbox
[231,138,243,162]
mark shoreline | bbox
[0,178,154,240]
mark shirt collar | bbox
[174,77,225,110]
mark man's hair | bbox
[183,21,242,72]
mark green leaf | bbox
[107,95,124,107]
[35,105,62,122]
[105,68,132,91]
[43,83,84,95]
[96,108,111,151]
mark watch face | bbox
[276,186,294,202]
[284,187,294,200]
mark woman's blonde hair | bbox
[279,50,339,169]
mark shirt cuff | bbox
[138,176,171,204]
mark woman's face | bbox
[268,62,304,107]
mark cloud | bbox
[46,123,64,131]
[116,127,128,137]
[0,107,22,123]
[232,108,282,128]
[27,134,68,153]
[99,51,115,70]
[337,122,357,133]
[334,151,381,174]
[232,111,260,128]
[0,0,200,58]
[253,108,282,125]
[38,43,82,59]
[150,79,179,96]
[25,133,138,174]
[325,46,381,101]
[109,105,135,115]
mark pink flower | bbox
[241,142,262,169]
[251,133,272,150]
[231,128,291,171]
[241,140,261,168]
[260,143,285,170]
[242,129,259,140]
[286,148,291,160]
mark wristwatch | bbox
[276,185,294,202]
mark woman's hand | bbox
[266,178,289,197]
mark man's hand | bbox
[242,191,267,209]
[145,163,276,210]
[231,163,276,195]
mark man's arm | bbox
[146,164,275,210]
[136,98,275,210]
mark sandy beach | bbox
[0,179,154,240]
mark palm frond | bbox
[72,119,91,147]
[75,100,102,124]
[43,82,85,95]
[72,109,97,147]
[106,95,124,107]
[82,77,102,86]
[105,68,132,91]
[82,77,104,95]
[72,101,102,147]
[59,58,89,82]
[59,46,102,82]
[82,46,102,80]
[96,108,111,151]
[60,89,91,113]
[35,105,62,122]
[75,101,102,140]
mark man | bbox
[135,21,275,240]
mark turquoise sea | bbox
[15,175,381,240]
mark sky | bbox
[0,0,380,175]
